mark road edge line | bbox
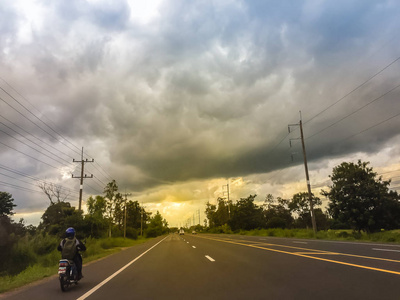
[76,236,168,300]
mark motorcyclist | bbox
[57,227,86,280]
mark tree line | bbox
[0,179,168,276]
[205,160,400,233]
[38,179,168,239]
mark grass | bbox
[0,236,151,294]
[233,228,400,243]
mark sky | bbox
[1,0,400,228]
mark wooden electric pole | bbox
[123,191,132,239]
[289,113,317,234]
[222,182,230,219]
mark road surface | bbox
[2,233,400,299]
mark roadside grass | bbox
[234,228,400,243]
[0,236,151,294]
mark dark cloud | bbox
[1,0,400,220]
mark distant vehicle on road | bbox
[192,231,197,234]
[179,229,184,235]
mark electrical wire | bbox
[0,140,65,171]
[306,82,400,140]
[0,77,82,153]
[0,127,73,168]
[304,55,400,125]
[0,114,75,160]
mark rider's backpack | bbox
[62,237,77,260]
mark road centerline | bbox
[205,255,215,262]
[373,248,400,253]
[197,235,400,276]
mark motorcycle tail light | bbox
[59,262,68,267]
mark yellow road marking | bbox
[294,252,340,255]
[196,235,400,276]
[200,236,400,264]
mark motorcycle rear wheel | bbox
[60,276,69,292]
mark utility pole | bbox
[72,147,94,211]
[288,113,317,234]
[123,191,132,239]
[140,202,145,236]
[222,182,230,219]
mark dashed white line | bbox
[372,248,400,253]
[293,241,308,244]
[192,246,196,249]
[205,255,215,262]
[187,242,189,244]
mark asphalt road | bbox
[2,234,400,299]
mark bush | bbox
[38,249,60,268]
[31,234,58,255]
[336,231,350,238]
[8,241,37,275]
[145,227,159,238]
[126,228,138,240]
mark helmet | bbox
[65,227,75,238]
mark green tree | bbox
[205,201,217,228]
[113,193,124,228]
[126,200,145,229]
[145,211,168,237]
[104,180,119,237]
[86,195,107,217]
[215,197,230,227]
[0,192,16,216]
[263,195,293,229]
[39,202,84,237]
[85,195,108,238]
[229,195,264,231]
[322,160,400,232]
[289,192,322,229]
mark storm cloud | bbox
[1,0,400,225]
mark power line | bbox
[306,82,400,140]
[0,140,66,171]
[339,110,400,143]
[0,114,75,160]
[305,55,400,125]
[0,164,76,194]
[0,85,82,156]
[0,127,73,168]
[0,78,114,186]
[0,77,82,153]
[0,94,81,156]
[0,121,73,165]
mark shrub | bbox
[126,228,138,240]
[336,231,350,238]
[8,242,37,275]
[31,234,58,255]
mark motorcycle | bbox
[58,259,79,292]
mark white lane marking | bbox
[187,242,189,244]
[293,241,308,244]
[77,236,168,300]
[192,246,196,249]
[205,255,215,262]
[372,248,400,253]
[259,238,267,241]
